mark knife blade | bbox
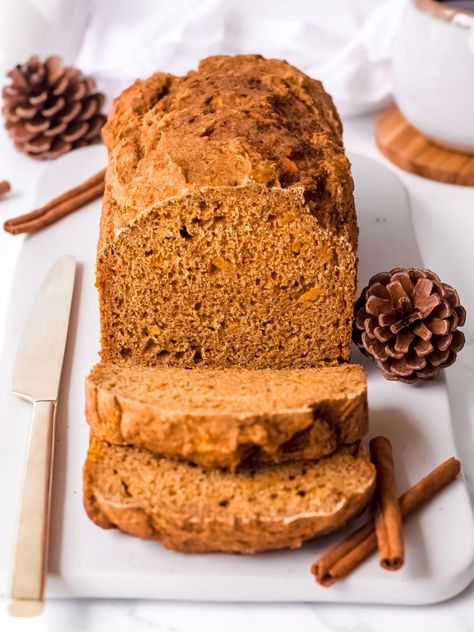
[13,255,76,402]
[8,255,76,617]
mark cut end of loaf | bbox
[97,185,357,369]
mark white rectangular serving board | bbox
[0,146,473,605]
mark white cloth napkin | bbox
[0,0,407,116]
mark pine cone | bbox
[1,56,106,159]
[353,268,466,383]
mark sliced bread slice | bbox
[83,437,375,553]
[85,363,368,469]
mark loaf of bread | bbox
[98,54,357,369]
[83,55,371,554]
[83,438,375,553]
[86,363,368,469]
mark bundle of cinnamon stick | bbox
[312,436,461,586]
[3,168,105,235]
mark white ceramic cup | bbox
[392,0,474,154]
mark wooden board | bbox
[376,106,474,187]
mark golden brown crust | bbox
[83,438,376,553]
[85,363,368,469]
[100,55,352,240]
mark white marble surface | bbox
[0,116,473,630]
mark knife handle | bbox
[8,400,56,617]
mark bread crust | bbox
[99,55,353,244]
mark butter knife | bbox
[8,255,76,617]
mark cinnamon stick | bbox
[4,168,105,235]
[0,180,11,198]
[312,456,461,586]
[370,437,404,570]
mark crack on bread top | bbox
[101,54,353,237]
